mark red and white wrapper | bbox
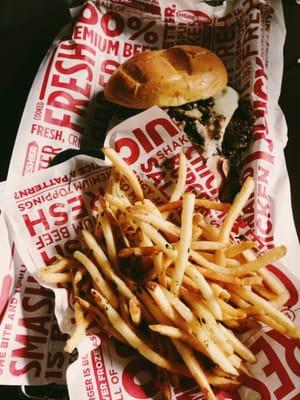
[1,0,300,398]
[0,185,73,384]
[2,107,300,399]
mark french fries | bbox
[102,147,144,201]
[171,192,195,295]
[91,288,189,377]
[38,147,300,400]
[159,199,231,213]
[37,271,73,284]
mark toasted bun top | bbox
[104,45,228,109]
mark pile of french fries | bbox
[38,148,300,400]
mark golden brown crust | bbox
[104,45,228,109]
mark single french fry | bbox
[178,274,201,293]
[64,309,91,353]
[189,250,232,275]
[161,152,188,219]
[73,250,119,309]
[170,153,187,202]
[215,177,254,265]
[185,264,250,286]
[205,373,240,390]
[244,306,265,316]
[255,314,287,335]
[134,221,176,259]
[211,365,238,378]
[118,246,160,258]
[228,293,250,308]
[102,147,144,201]
[191,241,227,251]
[128,211,180,238]
[156,336,173,400]
[218,177,255,244]
[165,339,181,388]
[74,266,85,284]
[161,286,195,323]
[270,290,289,309]
[194,214,219,241]
[39,256,72,274]
[222,319,240,329]
[199,251,240,267]
[228,354,242,369]
[240,276,263,285]
[105,193,132,214]
[139,227,154,247]
[149,324,205,353]
[226,241,256,258]
[65,276,89,353]
[159,199,231,213]
[172,339,216,400]
[226,246,287,278]
[129,296,142,325]
[143,198,163,216]
[210,283,231,301]
[94,212,104,241]
[238,363,251,377]
[75,296,126,344]
[171,193,195,295]
[242,249,286,295]
[154,252,168,288]
[105,167,121,196]
[192,225,204,241]
[119,297,131,325]
[217,298,247,320]
[97,205,119,271]
[253,285,276,301]
[38,271,73,284]
[192,246,286,279]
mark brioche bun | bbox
[104,45,228,109]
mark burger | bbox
[102,45,253,200]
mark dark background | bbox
[0,0,299,398]
[279,1,300,237]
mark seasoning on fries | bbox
[38,147,299,400]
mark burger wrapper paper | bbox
[2,107,300,399]
[0,0,300,398]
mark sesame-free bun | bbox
[104,45,228,109]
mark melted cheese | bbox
[213,86,239,133]
[204,86,239,158]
